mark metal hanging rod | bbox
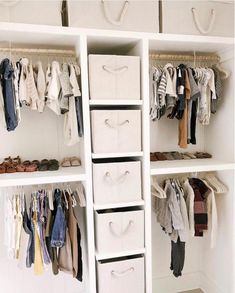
[149,52,220,62]
[0,47,76,56]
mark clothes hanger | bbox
[62,188,69,210]
[151,176,166,199]
[214,62,230,79]
[76,183,86,207]
[203,173,228,193]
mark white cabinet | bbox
[89,55,140,100]
[91,110,142,153]
[162,0,234,37]
[97,257,145,293]
[68,0,159,32]
[95,209,144,254]
[93,161,142,205]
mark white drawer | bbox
[89,55,140,100]
[95,209,144,254]
[162,0,234,37]
[0,1,61,25]
[91,110,142,153]
[93,161,142,205]
[97,257,145,293]
[68,0,159,33]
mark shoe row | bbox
[0,156,81,174]
[150,151,212,161]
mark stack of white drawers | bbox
[89,54,145,293]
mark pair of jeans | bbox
[0,58,17,131]
[51,189,66,248]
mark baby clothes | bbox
[47,61,61,115]
[0,82,6,129]
[34,61,46,113]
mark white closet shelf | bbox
[0,21,233,52]
[89,100,143,106]
[92,152,143,159]
[150,159,234,175]
[0,167,86,187]
[96,248,146,261]
[94,200,145,211]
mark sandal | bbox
[12,156,21,166]
[163,152,175,160]
[171,152,184,160]
[16,164,26,172]
[32,160,40,167]
[25,164,38,172]
[61,157,71,167]
[39,159,49,171]
[155,152,167,161]
[70,157,81,167]
[150,153,157,161]
[184,152,197,159]
[6,164,17,173]
[0,163,6,174]
[48,159,59,171]
[3,156,12,166]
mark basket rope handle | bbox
[101,0,129,26]
[191,7,216,35]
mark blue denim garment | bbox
[22,200,34,268]
[75,96,83,137]
[51,189,66,248]
[38,191,51,265]
[0,58,18,131]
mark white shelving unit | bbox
[150,159,235,175]
[0,21,233,293]
[91,152,144,159]
[94,200,145,211]
[0,167,86,187]
[96,249,146,261]
[89,99,143,106]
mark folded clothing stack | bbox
[150,151,212,161]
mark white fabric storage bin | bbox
[97,257,145,293]
[68,0,158,32]
[91,110,141,153]
[93,161,142,205]
[89,55,140,100]
[0,0,61,25]
[95,209,144,254]
[162,0,234,37]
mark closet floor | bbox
[179,289,204,293]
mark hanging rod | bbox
[149,52,220,62]
[0,47,76,56]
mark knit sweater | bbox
[189,178,209,237]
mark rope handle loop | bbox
[191,7,216,35]
[105,119,130,128]
[101,0,129,26]
[111,267,135,277]
[104,170,130,185]
[109,220,134,236]
[103,65,128,74]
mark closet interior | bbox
[149,37,234,293]
[0,22,234,293]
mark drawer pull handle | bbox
[102,65,128,74]
[105,119,130,128]
[101,0,129,26]
[109,220,134,236]
[191,7,216,35]
[104,170,130,184]
[111,267,134,277]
